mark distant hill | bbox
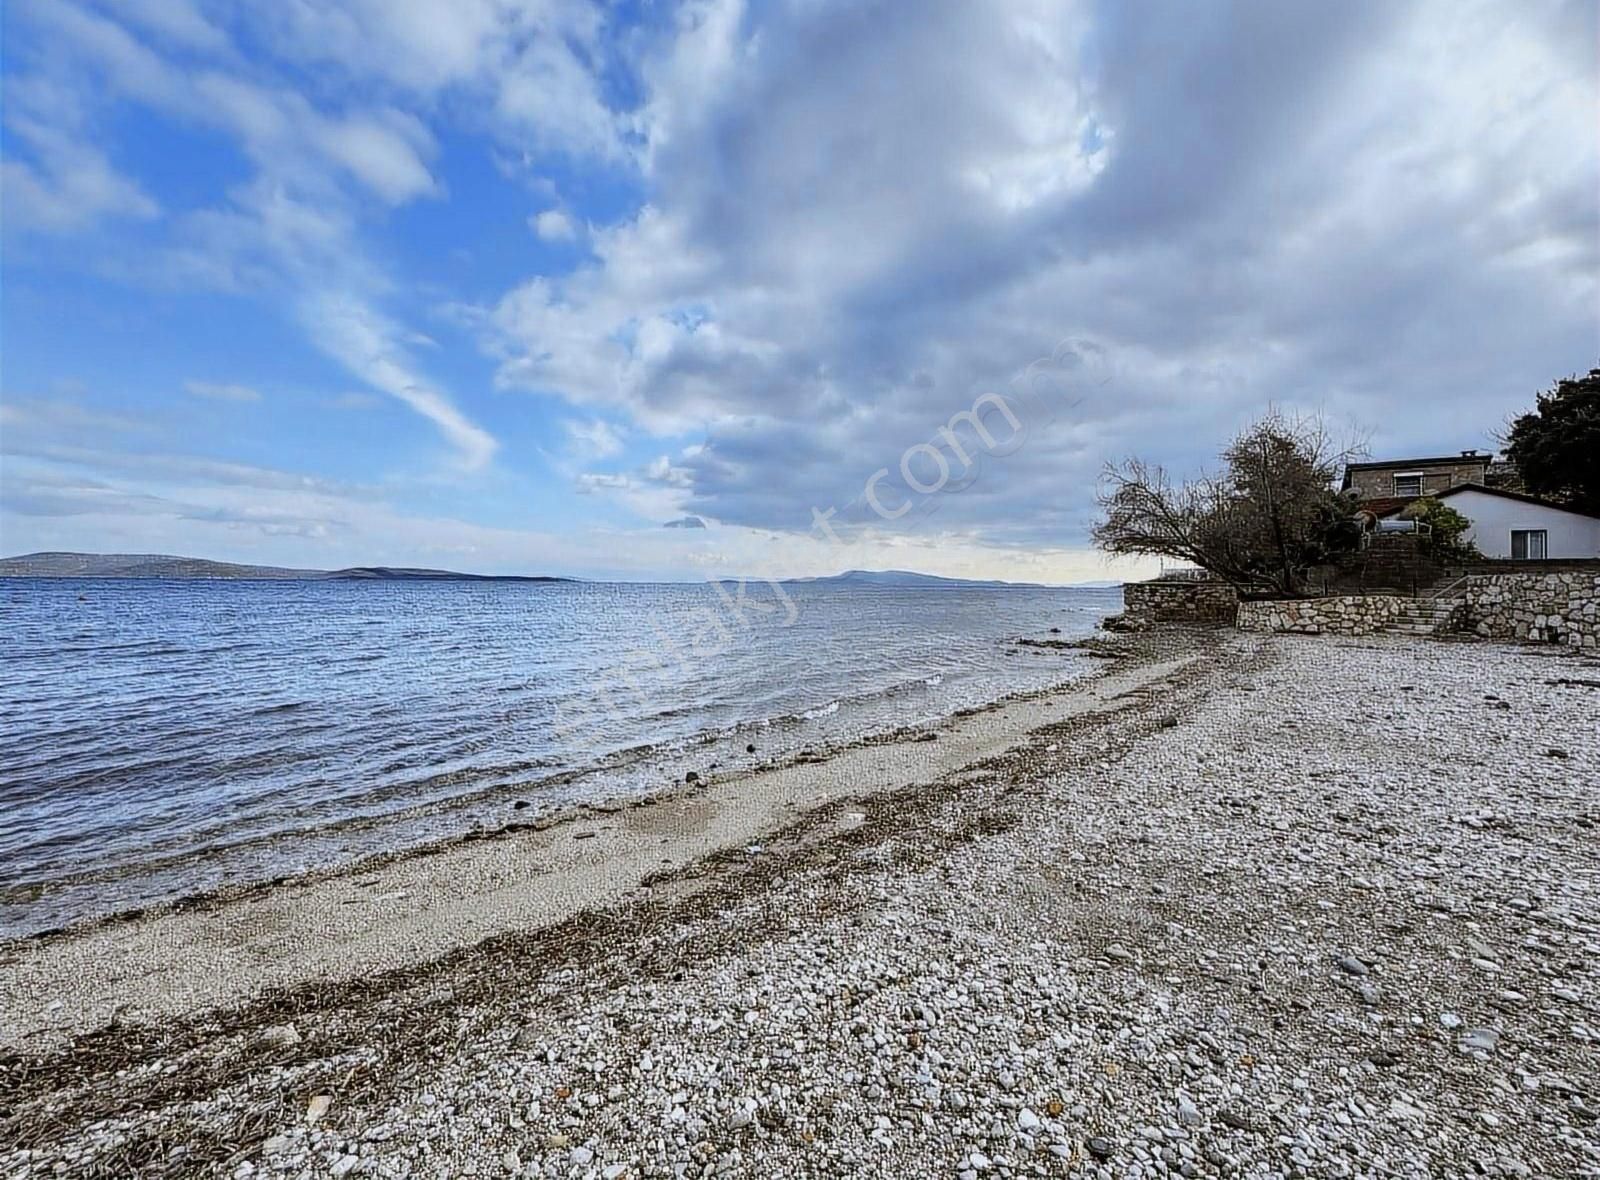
[0,552,569,582]
[778,569,1115,589]
[0,552,321,579]
[328,566,567,582]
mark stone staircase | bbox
[1376,595,1465,636]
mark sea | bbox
[0,577,1121,936]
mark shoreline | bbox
[0,635,1121,946]
[0,630,1207,1049]
[2,630,1116,943]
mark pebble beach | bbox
[3,629,1598,1178]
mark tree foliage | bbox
[1504,368,1600,513]
[1093,411,1364,598]
[1405,496,1477,558]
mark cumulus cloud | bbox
[531,209,577,241]
[478,0,1598,549]
[235,0,623,159]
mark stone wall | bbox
[1461,571,1600,648]
[1116,579,1239,627]
[1236,595,1408,635]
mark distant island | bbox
[0,552,570,582]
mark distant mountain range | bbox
[0,552,570,582]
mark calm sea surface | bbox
[0,578,1120,935]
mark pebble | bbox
[1461,1028,1501,1053]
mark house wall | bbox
[1447,489,1600,559]
[1345,459,1488,500]
[1461,571,1600,648]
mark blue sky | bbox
[2,1,1596,581]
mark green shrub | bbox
[1407,497,1478,558]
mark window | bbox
[1511,529,1548,560]
[1393,473,1423,497]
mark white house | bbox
[1429,485,1600,560]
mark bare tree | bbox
[1093,411,1366,597]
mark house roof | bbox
[1340,453,1491,490]
[1354,496,1417,517]
[1343,454,1491,472]
[1374,483,1600,520]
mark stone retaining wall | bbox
[1235,595,1408,635]
[1118,580,1239,626]
[1461,571,1600,648]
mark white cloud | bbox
[3,0,485,466]
[100,0,229,53]
[0,78,159,233]
[531,208,576,240]
[184,380,262,403]
[235,0,623,159]
[303,293,499,471]
[474,0,1598,548]
[562,417,624,458]
[575,471,633,493]
[0,147,158,234]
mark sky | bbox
[1,0,1596,583]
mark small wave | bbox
[723,671,954,735]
